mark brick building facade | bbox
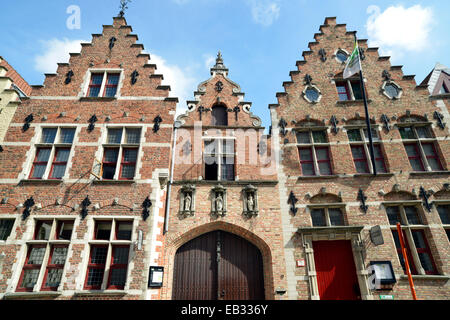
[0,16,176,300]
[0,14,448,301]
[271,17,449,300]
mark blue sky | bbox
[1,0,449,129]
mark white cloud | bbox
[203,54,216,70]
[34,38,84,73]
[247,0,280,26]
[366,5,434,60]
[149,53,197,116]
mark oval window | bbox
[336,50,348,63]
[384,83,400,99]
[305,88,320,102]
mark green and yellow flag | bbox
[343,41,361,79]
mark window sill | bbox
[92,180,136,185]
[173,180,278,186]
[336,99,372,106]
[399,275,450,281]
[73,290,127,297]
[297,225,364,234]
[3,291,62,300]
[409,171,450,176]
[79,97,117,102]
[354,173,394,178]
[430,93,450,100]
[19,179,63,185]
[297,175,339,180]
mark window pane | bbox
[31,164,47,179]
[336,83,350,101]
[28,246,46,265]
[404,206,422,225]
[312,131,327,143]
[355,161,369,174]
[222,157,235,181]
[221,140,235,154]
[437,205,450,224]
[318,161,332,175]
[20,269,40,289]
[91,74,103,85]
[375,159,387,173]
[311,209,326,226]
[399,127,415,140]
[59,128,75,144]
[107,129,123,144]
[90,246,108,264]
[211,106,228,126]
[301,163,315,176]
[384,84,399,98]
[125,129,141,144]
[50,247,68,265]
[121,165,136,179]
[386,206,402,225]
[113,247,130,264]
[297,132,311,144]
[102,165,117,180]
[55,149,70,162]
[88,86,101,97]
[41,128,57,144]
[363,128,379,141]
[204,140,218,154]
[328,208,344,226]
[351,81,363,100]
[95,222,112,240]
[416,127,432,139]
[404,144,424,171]
[205,162,218,181]
[104,149,119,162]
[36,221,52,240]
[57,222,73,240]
[109,268,127,287]
[299,148,313,161]
[45,269,64,288]
[123,149,138,162]
[315,148,329,161]
[117,223,132,240]
[51,164,67,179]
[305,88,319,102]
[391,231,407,272]
[36,149,51,162]
[422,143,441,171]
[351,146,366,160]
[87,268,104,287]
[347,129,362,142]
[0,220,14,241]
[104,74,119,97]
[411,231,435,273]
[336,51,348,62]
[107,74,120,85]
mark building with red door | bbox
[0,15,176,300]
[271,17,450,300]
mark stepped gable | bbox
[0,57,32,96]
[177,51,262,128]
[30,16,172,99]
[271,16,431,127]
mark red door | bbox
[313,240,361,300]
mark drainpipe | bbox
[163,121,182,234]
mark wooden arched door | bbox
[172,231,265,300]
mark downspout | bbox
[163,121,181,234]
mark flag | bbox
[343,41,361,79]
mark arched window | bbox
[211,104,228,126]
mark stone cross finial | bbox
[119,0,132,17]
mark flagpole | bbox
[355,33,377,176]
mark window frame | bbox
[16,218,73,292]
[107,245,130,290]
[335,78,365,101]
[385,203,438,275]
[346,126,387,174]
[85,70,123,98]
[436,204,450,242]
[203,138,236,182]
[0,219,16,241]
[296,129,333,177]
[84,219,134,291]
[101,127,142,181]
[308,206,346,227]
[29,127,76,180]
[399,124,443,172]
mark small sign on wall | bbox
[296,259,305,267]
[148,266,164,288]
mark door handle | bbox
[221,290,225,297]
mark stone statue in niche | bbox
[243,185,258,218]
[184,192,192,212]
[215,193,224,212]
[247,193,255,212]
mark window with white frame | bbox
[16,219,74,292]
[29,127,76,180]
[204,139,235,181]
[84,219,133,290]
[346,125,387,174]
[399,124,443,172]
[309,206,345,227]
[385,204,438,275]
[0,219,15,241]
[102,128,141,180]
[436,204,450,241]
[296,130,333,176]
[87,71,121,98]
